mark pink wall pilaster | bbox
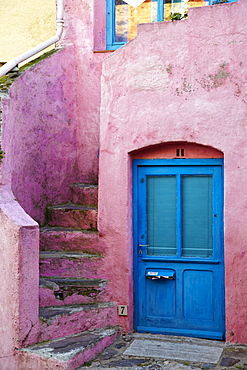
[0,185,39,364]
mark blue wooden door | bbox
[133,159,225,340]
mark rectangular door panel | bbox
[146,270,176,318]
[183,269,214,321]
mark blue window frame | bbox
[106,0,238,50]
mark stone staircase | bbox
[19,184,120,369]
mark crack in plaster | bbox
[21,320,39,347]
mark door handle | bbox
[138,245,148,256]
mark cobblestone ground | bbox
[79,334,247,370]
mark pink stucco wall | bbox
[1,0,108,224]
[0,185,39,366]
[94,0,107,51]
[99,0,247,342]
[63,0,105,185]
[2,47,79,224]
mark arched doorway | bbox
[132,142,224,339]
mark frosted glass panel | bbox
[147,176,176,256]
[182,176,213,257]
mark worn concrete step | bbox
[70,183,98,207]
[19,327,121,370]
[38,303,118,342]
[46,203,98,230]
[40,226,104,254]
[39,277,109,307]
[39,251,104,279]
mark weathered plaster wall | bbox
[1,48,79,225]
[0,0,56,64]
[99,0,247,342]
[1,0,106,224]
[94,0,107,51]
[0,185,39,365]
[63,0,106,184]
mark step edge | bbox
[40,277,107,289]
[47,203,98,211]
[21,327,120,362]
[39,302,115,319]
[40,302,115,312]
[70,184,98,189]
[40,226,99,235]
[39,251,102,259]
[40,277,107,283]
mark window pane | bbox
[182,176,213,258]
[115,0,158,43]
[164,0,207,21]
[147,176,176,256]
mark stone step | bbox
[39,251,104,279]
[70,183,98,207]
[19,327,121,370]
[39,277,109,307]
[46,203,98,230]
[40,226,104,254]
[38,303,118,343]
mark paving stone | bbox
[224,347,247,359]
[99,347,119,360]
[201,364,215,369]
[146,364,163,369]
[162,361,171,366]
[159,363,201,370]
[115,342,128,349]
[102,368,144,370]
[104,358,147,367]
[123,339,223,364]
[220,357,240,367]
[122,335,134,342]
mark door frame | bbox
[132,158,225,338]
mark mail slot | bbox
[146,269,175,280]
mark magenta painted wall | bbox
[99,0,247,342]
[1,0,108,224]
[0,185,39,365]
[2,47,79,224]
[94,0,107,51]
[62,0,105,184]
